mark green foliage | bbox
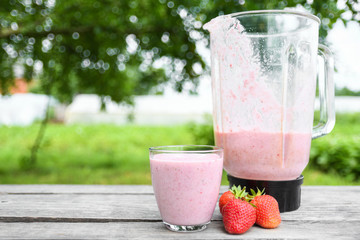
[187,116,213,145]
[336,87,360,96]
[301,167,360,185]
[187,114,214,145]
[0,0,205,102]
[309,113,360,181]
[1,0,358,102]
[310,136,360,181]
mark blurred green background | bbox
[0,112,359,185]
[0,0,360,185]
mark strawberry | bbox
[219,190,235,214]
[250,188,281,229]
[222,198,256,234]
[219,185,253,214]
[219,185,241,214]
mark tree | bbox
[1,0,359,99]
[0,0,204,104]
[0,0,359,165]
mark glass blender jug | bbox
[204,10,335,212]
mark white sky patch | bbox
[328,20,360,91]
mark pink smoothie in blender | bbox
[215,131,311,181]
[204,11,335,212]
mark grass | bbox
[308,112,360,183]
[0,124,193,184]
[0,113,359,185]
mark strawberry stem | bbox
[250,187,265,197]
[228,185,267,204]
[229,185,251,202]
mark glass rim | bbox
[228,9,320,24]
[149,145,223,153]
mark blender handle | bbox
[312,44,336,139]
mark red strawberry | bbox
[219,190,235,214]
[222,198,256,234]
[250,188,281,229]
[219,185,252,214]
[219,185,242,214]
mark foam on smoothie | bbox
[205,15,282,133]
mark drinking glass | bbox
[149,145,223,232]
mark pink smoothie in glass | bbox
[215,130,311,181]
[150,153,223,226]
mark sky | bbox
[327,20,360,91]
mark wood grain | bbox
[0,185,359,239]
[0,184,155,194]
[0,221,359,239]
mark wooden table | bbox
[0,185,359,239]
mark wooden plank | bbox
[0,186,359,222]
[1,184,359,196]
[0,194,163,221]
[288,186,360,222]
[0,221,359,239]
[0,184,224,194]
[0,185,359,239]
[0,185,228,194]
[0,184,155,194]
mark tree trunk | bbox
[28,95,52,166]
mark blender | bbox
[204,10,335,212]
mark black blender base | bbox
[227,174,304,213]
